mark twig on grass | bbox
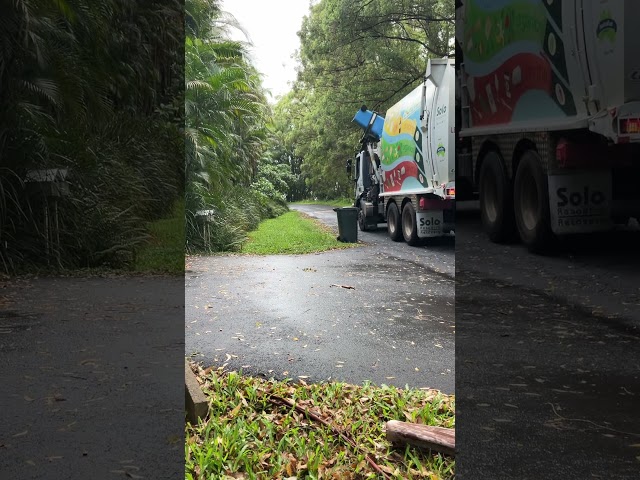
[266,392,393,480]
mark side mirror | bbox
[346,159,352,178]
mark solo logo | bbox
[557,186,606,207]
[596,11,617,42]
[419,218,441,226]
[436,105,446,116]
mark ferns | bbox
[184,0,289,252]
[0,0,183,273]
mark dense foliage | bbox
[0,0,184,272]
[274,0,454,200]
[0,0,457,268]
[184,0,292,252]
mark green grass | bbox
[186,366,455,479]
[134,201,185,274]
[291,198,353,208]
[240,210,357,255]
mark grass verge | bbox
[241,210,357,255]
[186,366,455,479]
[291,198,352,208]
[134,201,185,274]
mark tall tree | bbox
[275,0,453,199]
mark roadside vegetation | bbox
[1,1,183,274]
[185,0,296,254]
[186,366,455,479]
[292,199,353,208]
[241,211,355,255]
[133,201,185,274]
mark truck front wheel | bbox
[402,202,420,246]
[387,202,402,242]
[358,200,368,232]
[514,150,554,253]
[479,151,515,242]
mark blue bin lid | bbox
[352,108,384,140]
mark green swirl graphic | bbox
[461,0,547,63]
[381,140,419,166]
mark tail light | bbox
[619,118,640,134]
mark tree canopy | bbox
[273,0,454,199]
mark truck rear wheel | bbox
[514,150,554,253]
[387,202,402,242]
[479,151,515,242]
[402,202,420,246]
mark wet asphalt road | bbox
[185,204,455,393]
[455,201,640,480]
[0,276,184,480]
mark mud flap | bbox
[547,171,613,234]
[417,211,444,238]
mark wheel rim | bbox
[482,174,498,223]
[403,208,413,238]
[389,207,397,234]
[519,176,540,230]
[519,166,538,231]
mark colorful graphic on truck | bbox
[380,84,426,192]
[460,0,577,127]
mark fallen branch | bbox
[329,284,355,289]
[266,393,393,480]
[547,403,640,437]
[385,420,455,456]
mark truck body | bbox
[456,0,640,251]
[350,58,456,245]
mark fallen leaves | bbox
[186,367,455,479]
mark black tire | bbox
[514,150,555,253]
[358,200,368,232]
[478,150,516,242]
[402,201,420,246]
[387,202,402,242]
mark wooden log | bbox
[185,359,208,425]
[385,420,455,456]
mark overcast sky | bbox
[220,0,312,102]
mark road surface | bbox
[0,276,184,480]
[455,201,640,480]
[185,203,455,393]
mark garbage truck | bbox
[349,57,456,246]
[456,0,640,252]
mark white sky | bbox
[220,0,311,102]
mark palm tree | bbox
[184,0,272,250]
